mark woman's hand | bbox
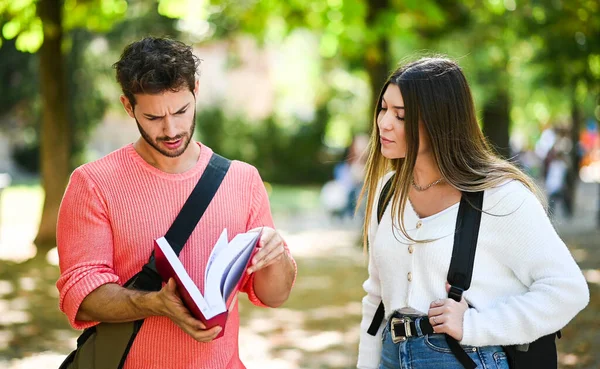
[427,283,469,341]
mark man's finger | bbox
[193,326,222,342]
[259,230,277,247]
[248,248,284,273]
[251,239,283,266]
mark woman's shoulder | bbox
[483,179,544,217]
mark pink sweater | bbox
[56,143,295,369]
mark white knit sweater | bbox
[357,173,589,369]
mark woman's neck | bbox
[412,153,442,187]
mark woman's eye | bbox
[396,116,404,121]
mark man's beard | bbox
[135,111,196,158]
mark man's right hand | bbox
[155,278,222,342]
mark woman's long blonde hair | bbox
[359,57,544,247]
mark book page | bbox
[204,229,229,286]
[204,230,261,311]
[221,231,260,302]
[155,237,212,315]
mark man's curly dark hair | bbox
[113,37,201,107]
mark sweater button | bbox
[416,220,423,229]
[407,272,413,282]
[408,245,414,254]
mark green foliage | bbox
[68,29,109,167]
[521,0,600,94]
[0,38,38,117]
[196,104,334,184]
[1,0,180,171]
[0,0,128,54]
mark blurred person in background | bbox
[321,133,369,222]
[356,57,588,369]
[545,148,571,218]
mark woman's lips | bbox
[380,137,394,145]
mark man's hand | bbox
[427,283,469,341]
[156,278,222,342]
[246,227,287,274]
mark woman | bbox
[356,57,589,369]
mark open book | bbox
[154,228,262,338]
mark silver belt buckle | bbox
[390,317,412,343]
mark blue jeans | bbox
[379,317,510,369]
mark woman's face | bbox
[376,84,429,160]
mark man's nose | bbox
[162,116,178,138]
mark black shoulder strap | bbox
[444,191,484,369]
[447,191,484,301]
[367,175,394,335]
[377,175,395,224]
[163,153,231,254]
[127,153,231,291]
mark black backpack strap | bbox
[367,175,394,336]
[127,153,231,291]
[447,191,484,301]
[377,175,395,223]
[444,191,484,369]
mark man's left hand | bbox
[246,227,286,274]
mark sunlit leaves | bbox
[158,0,210,20]
[590,54,600,78]
[15,18,43,52]
[0,0,128,53]
[0,0,40,53]
[63,0,128,32]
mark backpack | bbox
[367,175,560,369]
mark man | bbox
[56,37,296,369]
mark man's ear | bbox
[120,95,135,118]
[193,79,200,96]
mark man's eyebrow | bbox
[142,103,190,119]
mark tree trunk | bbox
[565,95,582,218]
[365,0,391,123]
[34,0,70,253]
[482,88,511,158]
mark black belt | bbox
[389,315,434,343]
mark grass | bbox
[0,185,43,227]
[266,183,321,215]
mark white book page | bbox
[221,231,260,301]
[204,230,261,311]
[204,229,229,285]
[155,237,213,316]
